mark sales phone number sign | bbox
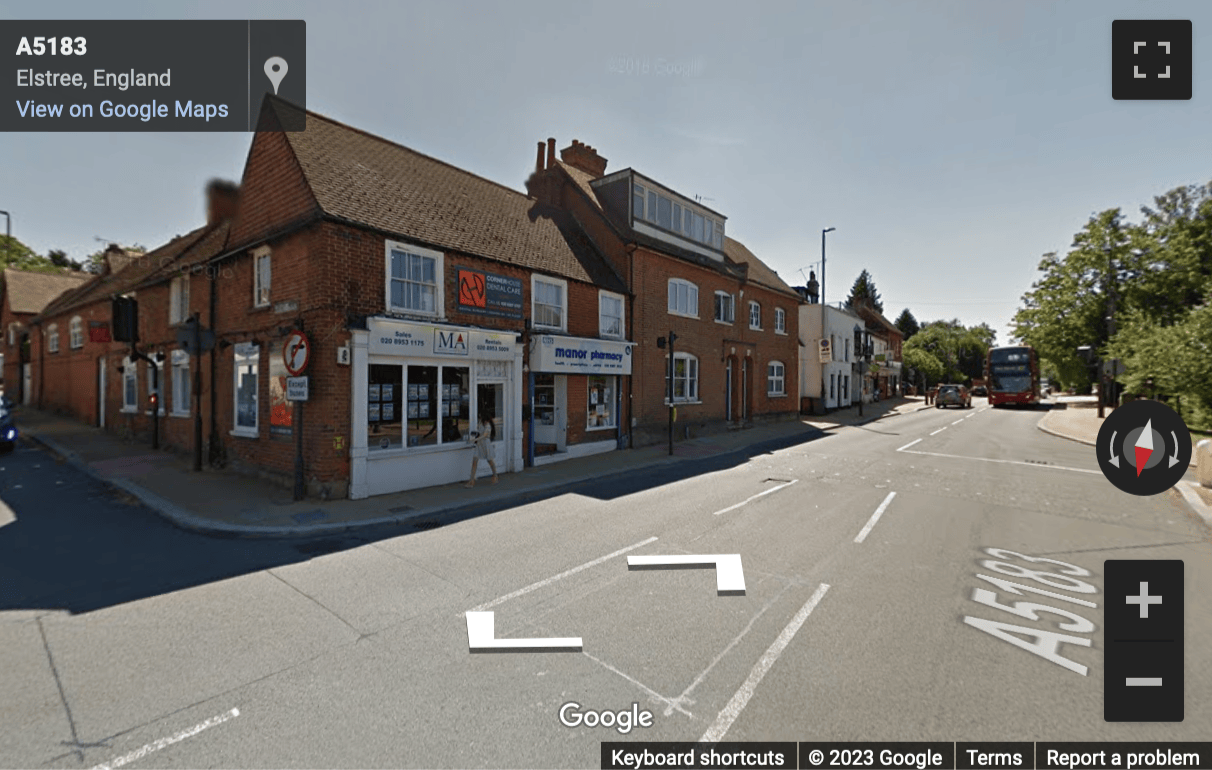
[2,20,306,131]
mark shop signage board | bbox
[456,269,524,319]
[530,335,633,375]
[368,318,516,361]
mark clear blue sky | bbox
[5,0,1210,344]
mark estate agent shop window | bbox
[368,364,472,450]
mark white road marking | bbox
[90,708,239,770]
[470,536,658,612]
[854,492,897,543]
[627,554,746,595]
[897,439,922,452]
[668,582,793,716]
[712,479,798,516]
[951,419,964,425]
[930,427,947,435]
[898,448,1101,475]
[582,650,693,717]
[700,583,830,742]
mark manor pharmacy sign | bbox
[531,335,633,375]
[368,318,516,361]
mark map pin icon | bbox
[264,57,288,95]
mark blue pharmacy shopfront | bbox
[349,317,522,498]
[527,334,634,466]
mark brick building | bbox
[29,102,636,499]
[854,302,904,399]
[525,138,801,446]
[1,268,91,404]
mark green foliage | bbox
[1,235,84,274]
[1013,180,1212,415]
[846,269,883,314]
[904,319,992,385]
[903,346,943,385]
[894,308,919,340]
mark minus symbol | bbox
[1126,678,1163,686]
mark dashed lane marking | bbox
[896,447,1101,475]
[854,491,897,543]
[712,479,798,516]
[90,708,239,770]
[930,427,947,436]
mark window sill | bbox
[230,428,259,439]
[586,424,617,432]
[120,406,138,414]
[663,399,702,406]
[775,330,788,336]
[386,307,443,321]
[714,319,733,326]
[749,326,762,332]
[143,410,167,417]
[667,310,698,320]
[170,411,191,418]
[533,324,566,334]
[767,392,788,398]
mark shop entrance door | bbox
[477,381,506,457]
[532,373,566,454]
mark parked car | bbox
[971,385,987,397]
[935,384,971,408]
[0,396,16,453]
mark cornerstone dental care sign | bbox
[457,269,523,320]
[531,335,633,375]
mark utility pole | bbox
[821,228,835,307]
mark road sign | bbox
[818,338,831,363]
[285,376,309,401]
[283,331,310,376]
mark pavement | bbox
[11,396,933,539]
[1037,397,1212,516]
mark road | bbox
[2,400,1209,768]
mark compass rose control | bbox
[1096,400,1192,496]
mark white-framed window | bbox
[254,246,272,308]
[232,342,259,437]
[69,316,84,349]
[386,241,442,317]
[47,324,59,353]
[122,357,138,413]
[666,352,699,403]
[768,361,786,396]
[145,357,165,415]
[714,291,734,324]
[170,275,190,324]
[171,349,190,416]
[749,301,761,330]
[532,275,567,331]
[599,290,624,339]
[667,278,699,317]
[775,308,786,334]
[633,181,723,247]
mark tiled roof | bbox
[722,237,800,299]
[274,105,626,293]
[133,222,231,289]
[558,161,795,297]
[36,229,209,321]
[3,268,92,315]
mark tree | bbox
[1,236,83,274]
[894,308,920,340]
[903,347,944,388]
[904,319,994,384]
[846,269,883,314]
[1109,298,1212,429]
[46,249,84,271]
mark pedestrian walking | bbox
[464,415,499,487]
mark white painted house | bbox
[799,302,864,411]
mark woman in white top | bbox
[464,415,499,487]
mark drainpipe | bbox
[208,266,219,466]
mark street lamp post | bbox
[821,228,835,307]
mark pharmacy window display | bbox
[587,376,616,430]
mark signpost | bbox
[283,328,310,499]
[177,314,215,471]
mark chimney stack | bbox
[206,179,240,226]
[546,138,556,170]
[559,139,608,178]
[535,141,546,173]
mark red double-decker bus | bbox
[985,345,1041,407]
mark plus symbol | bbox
[1126,581,1162,619]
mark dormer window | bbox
[632,177,723,250]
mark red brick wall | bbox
[629,247,799,446]
[227,130,320,250]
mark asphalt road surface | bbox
[2,400,1209,768]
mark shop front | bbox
[528,334,633,465]
[349,317,522,498]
